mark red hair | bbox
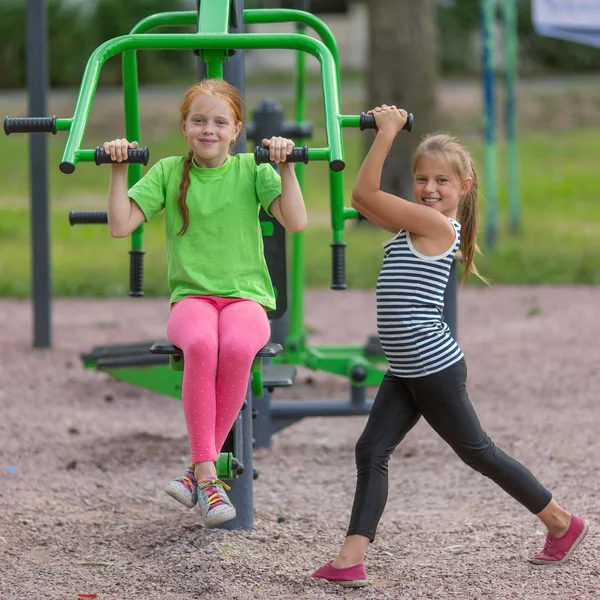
[176,79,244,235]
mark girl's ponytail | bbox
[176,150,194,236]
[457,160,488,284]
[413,134,489,285]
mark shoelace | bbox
[198,478,231,508]
[541,534,558,555]
[179,472,196,491]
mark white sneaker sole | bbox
[164,481,196,509]
[530,520,590,565]
[335,579,368,588]
[200,506,237,527]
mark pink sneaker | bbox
[311,562,368,588]
[530,515,589,565]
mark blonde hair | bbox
[176,79,244,235]
[413,133,488,284]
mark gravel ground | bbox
[0,287,599,600]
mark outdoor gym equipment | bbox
[4,1,413,292]
[4,0,416,529]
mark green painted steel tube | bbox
[55,118,72,131]
[198,0,229,34]
[502,0,520,233]
[130,11,196,34]
[73,149,97,162]
[122,36,144,259]
[126,9,340,84]
[288,20,308,351]
[59,33,342,173]
[338,115,361,128]
[329,168,345,242]
[344,207,359,220]
[199,0,228,77]
[205,60,224,79]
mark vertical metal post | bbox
[226,385,254,530]
[214,0,253,531]
[27,0,51,348]
[503,0,520,233]
[480,0,498,248]
[288,0,309,354]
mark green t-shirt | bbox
[128,153,281,310]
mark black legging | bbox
[347,358,552,541]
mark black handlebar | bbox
[4,116,57,135]
[128,250,145,297]
[68,210,108,225]
[359,112,414,132]
[254,145,309,166]
[68,210,144,297]
[331,242,347,290]
[94,146,150,166]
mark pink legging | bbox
[167,296,271,463]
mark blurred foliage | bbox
[1,0,599,88]
[0,0,195,89]
[438,0,600,75]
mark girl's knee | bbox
[457,441,498,473]
[219,338,262,364]
[355,437,387,467]
[177,333,218,358]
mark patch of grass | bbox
[1,107,599,295]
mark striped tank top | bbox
[376,218,463,378]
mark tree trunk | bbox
[366,0,439,201]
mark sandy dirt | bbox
[1,287,599,600]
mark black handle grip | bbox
[4,116,57,135]
[359,112,414,133]
[129,249,145,297]
[68,210,108,225]
[331,242,347,290]
[254,145,309,165]
[94,146,150,166]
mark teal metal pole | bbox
[480,0,498,248]
[503,0,520,234]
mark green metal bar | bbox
[502,0,520,233]
[338,115,362,128]
[122,37,144,263]
[59,33,342,173]
[74,149,96,162]
[199,0,229,77]
[198,0,229,33]
[288,19,308,355]
[329,168,345,243]
[130,11,197,34]
[102,366,183,399]
[55,118,72,131]
[344,207,359,220]
[126,9,340,81]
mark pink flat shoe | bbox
[311,562,368,588]
[530,514,589,565]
